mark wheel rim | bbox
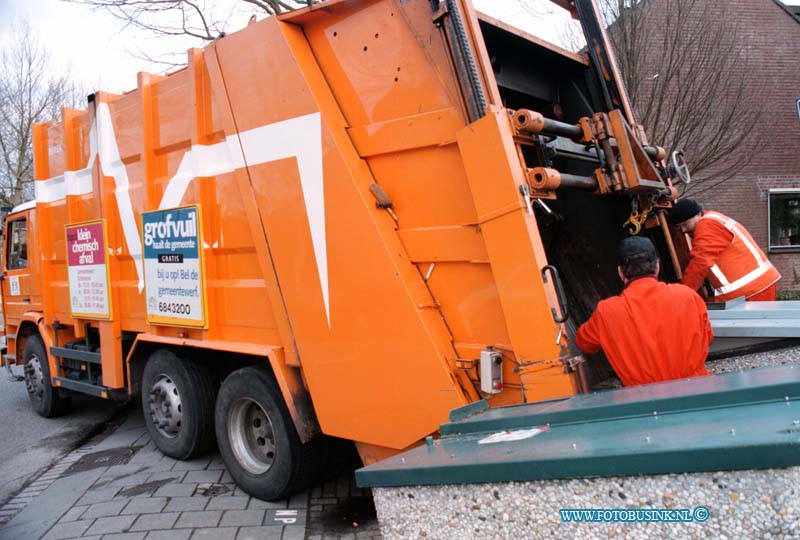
[24,354,44,400]
[228,398,276,475]
[148,374,183,438]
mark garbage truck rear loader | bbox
[1,0,686,499]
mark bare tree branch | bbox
[520,0,765,193]
[60,0,320,67]
[0,20,85,206]
[62,0,320,41]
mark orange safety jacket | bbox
[575,277,712,387]
[682,211,780,302]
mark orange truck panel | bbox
[12,0,582,444]
[2,1,679,497]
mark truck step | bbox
[53,377,109,398]
[50,346,102,364]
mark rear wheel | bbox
[142,349,217,460]
[215,367,327,501]
[24,334,70,417]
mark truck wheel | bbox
[24,334,70,417]
[142,349,217,460]
[215,367,327,501]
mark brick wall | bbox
[684,0,800,291]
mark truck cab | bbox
[1,202,43,367]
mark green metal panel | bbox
[356,365,800,488]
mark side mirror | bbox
[670,150,691,185]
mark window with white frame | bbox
[769,190,800,251]
[5,218,27,270]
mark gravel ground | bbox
[709,343,800,374]
[372,344,800,540]
[373,469,800,540]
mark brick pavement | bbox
[0,407,383,540]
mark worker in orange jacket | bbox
[576,237,712,387]
[669,199,781,302]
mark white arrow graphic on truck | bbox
[35,109,330,326]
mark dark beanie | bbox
[669,198,702,225]
[617,236,657,266]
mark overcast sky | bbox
[0,0,576,94]
[1,0,798,94]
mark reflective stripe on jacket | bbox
[682,211,780,302]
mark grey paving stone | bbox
[219,471,234,483]
[206,496,249,511]
[194,483,234,497]
[321,481,335,497]
[207,457,226,470]
[247,498,286,510]
[2,467,106,540]
[82,499,128,519]
[128,445,166,467]
[190,527,238,540]
[287,491,309,508]
[236,526,284,540]
[107,471,155,488]
[154,483,197,497]
[164,496,208,512]
[281,527,306,540]
[336,476,350,498]
[40,519,94,540]
[84,514,137,535]
[148,470,186,483]
[130,511,180,531]
[184,470,223,484]
[134,432,151,446]
[103,464,151,477]
[171,457,211,471]
[174,510,222,528]
[101,532,147,540]
[92,426,147,451]
[310,498,337,505]
[220,509,265,527]
[145,530,193,540]
[76,485,122,506]
[122,497,169,515]
[159,455,181,468]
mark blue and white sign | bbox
[142,206,206,327]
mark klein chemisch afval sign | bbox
[66,220,112,319]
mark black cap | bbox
[669,198,702,225]
[617,236,657,266]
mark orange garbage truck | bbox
[1,0,688,499]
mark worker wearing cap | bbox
[575,237,712,387]
[669,199,781,302]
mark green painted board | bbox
[357,365,800,487]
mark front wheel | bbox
[142,349,217,460]
[215,367,327,501]
[24,334,70,417]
